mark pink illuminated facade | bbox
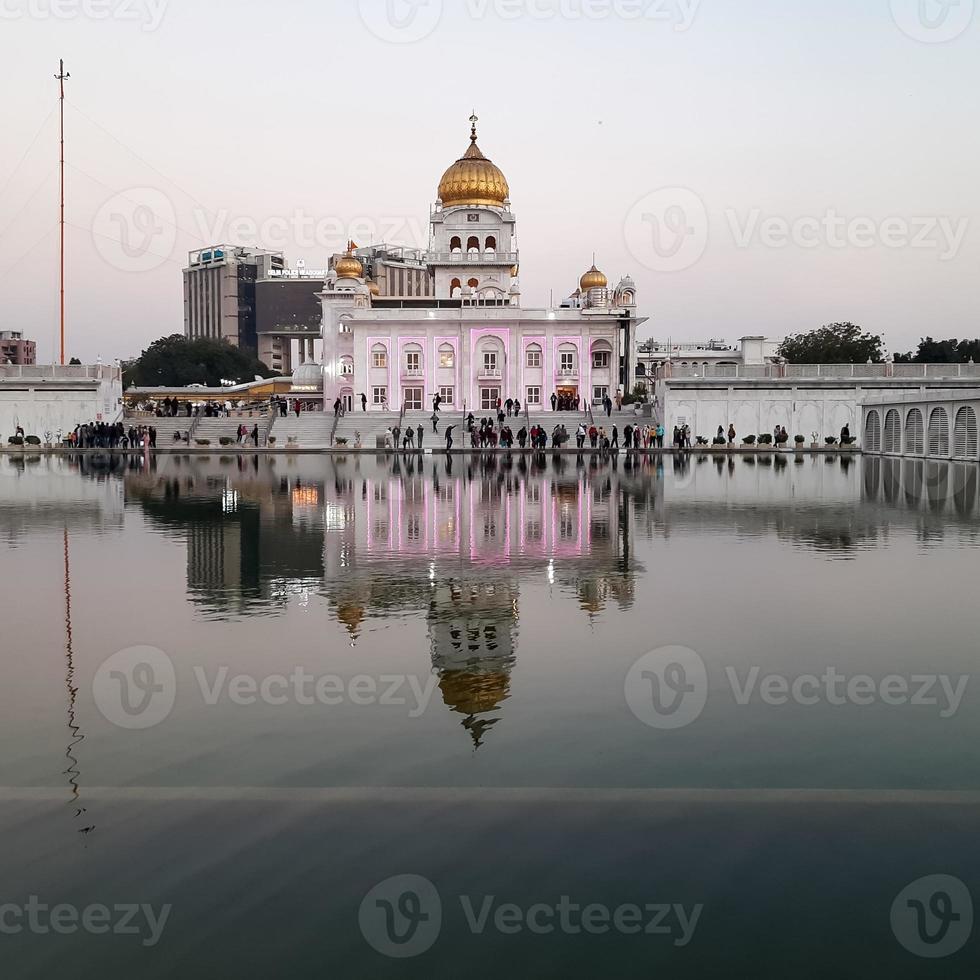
[316,118,647,415]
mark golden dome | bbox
[334,241,363,280]
[580,264,608,291]
[438,115,509,208]
[367,279,381,296]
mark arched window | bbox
[403,343,423,377]
[340,356,354,377]
[954,406,978,458]
[905,409,924,456]
[526,343,542,369]
[928,407,950,457]
[449,236,462,254]
[467,278,479,290]
[371,343,388,370]
[864,410,881,453]
[450,278,462,298]
[485,236,497,253]
[883,409,901,454]
[467,236,480,255]
[558,343,577,376]
[439,343,455,369]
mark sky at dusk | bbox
[1,0,978,363]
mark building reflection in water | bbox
[122,452,642,745]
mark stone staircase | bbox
[264,406,659,449]
[192,416,267,447]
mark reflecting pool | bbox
[1,452,978,977]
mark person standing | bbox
[612,426,619,450]
[251,424,259,447]
[445,425,456,451]
[361,393,368,413]
[551,392,558,413]
[727,424,736,446]
[417,424,424,451]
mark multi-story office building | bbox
[183,246,285,354]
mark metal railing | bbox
[659,362,980,381]
[425,251,518,264]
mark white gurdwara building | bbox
[317,116,647,414]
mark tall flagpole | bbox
[55,59,70,365]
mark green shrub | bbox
[7,436,24,446]
[219,437,234,446]
[195,439,211,446]
[795,435,805,444]
[25,436,41,446]
[825,436,838,445]
[743,435,757,445]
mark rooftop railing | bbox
[658,363,980,381]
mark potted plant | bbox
[195,439,211,447]
[25,436,41,446]
[268,437,277,447]
[811,431,821,450]
[795,435,806,449]
[742,435,757,446]
[219,437,234,446]
[825,436,838,446]
[758,433,774,446]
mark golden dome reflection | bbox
[438,114,510,209]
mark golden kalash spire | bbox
[437,113,510,208]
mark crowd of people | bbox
[68,422,158,449]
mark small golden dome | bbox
[438,115,509,208]
[334,241,363,279]
[367,279,381,296]
[510,265,519,278]
[580,264,608,291]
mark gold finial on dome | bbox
[580,261,608,291]
[334,240,363,279]
[438,113,510,208]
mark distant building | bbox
[0,331,36,365]
[255,246,434,376]
[183,246,285,354]
[637,336,780,380]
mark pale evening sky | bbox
[0,0,978,364]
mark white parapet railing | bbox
[659,363,980,381]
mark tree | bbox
[777,323,883,364]
[894,337,980,363]
[124,335,272,388]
